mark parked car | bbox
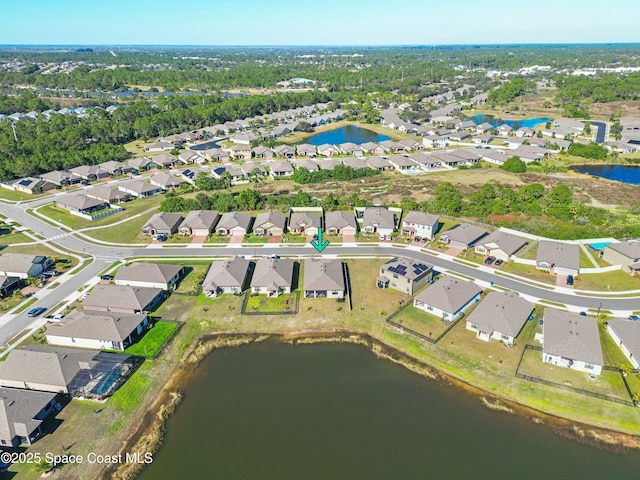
[484,256,496,265]
[41,270,59,278]
[579,311,587,316]
[421,237,427,243]
[81,292,90,300]
[566,275,574,286]
[156,233,168,242]
[51,313,64,322]
[414,236,422,242]
[629,315,640,322]
[494,259,504,266]
[100,274,114,281]
[27,307,47,318]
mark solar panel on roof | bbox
[19,179,31,186]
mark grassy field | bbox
[37,195,162,231]
[84,211,155,244]
[174,265,208,294]
[0,188,48,201]
[499,261,556,285]
[125,321,181,358]
[245,292,298,314]
[0,231,33,245]
[391,304,450,339]
[519,242,539,260]
[575,270,640,292]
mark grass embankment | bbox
[0,231,33,245]
[125,321,180,358]
[0,189,48,201]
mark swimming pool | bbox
[589,242,612,251]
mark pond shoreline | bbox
[101,329,640,480]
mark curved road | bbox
[1,198,639,346]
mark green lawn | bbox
[499,261,556,285]
[37,195,162,231]
[125,321,181,358]
[174,265,209,294]
[517,348,630,401]
[85,211,155,244]
[107,367,153,412]
[435,218,459,236]
[0,231,33,245]
[391,304,450,340]
[244,235,269,244]
[244,292,298,314]
[600,322,637,369]
[579,246,596,268]
[165,234,193,244]
[0,189,47,201]
[575,270,640,292]
[208,234,231,244]
[0,295,28,314]
[518,242,539,260]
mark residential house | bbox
[365,157,393,171]
[0,275,21,296]
[69,165,109,182]
[294,159,320,171]
[303,259,346,299]
[240,162,268,177]
[289,212,322,236]
[325,211,358,236]
[273,145,296,159]
[542,309,604,375]
[150,172,185,191]
[536,240,580,276]
[178,210,219,236]
[387,155,418,172]
[603,241,640,275]
[216,212,253,236]
[55,195,109,215]
[271,125,291,138]
[0,254,50,279]
[252,146,274,159]
[204,148,230,163]
[447,148,481,164]
[269,161,295,178]
[296,144,317,157]
[253,212,287,236]
[128,157,156,172]
[473,134,494,145]
[512,145,549,162]
[144,142,174,152]
[474,231,528,262]
[497,124,512,136]
[98,160,131,176]
[401,211,440,239]
[342,157,369,169]
[317,159,342,170]
[409,153,442,170]
[118,180,162,198]
[422,135,449,149]
[149,153,177,169]
[361,207,397,237]
[177,151,204,165]
[317,144,340,157]
[115,263,183,290]
[376,257,433,295]
[413,276,482,322]
[439,224,488,250]
[87,186,131,204]
[141,212,184,236]
[465,291,533,343]
[379,140,404,152]
[449,131,470,141]
[515,127,535,137]
[339,142,364,156]
[0,345,133,396]
[83,284,164,314]
[607,319,640,370]
[40,170,79,187]
[476,122,493,133]
[360,142,385,156]
[229,144,252,160]
[230,132,258,145]
[0,387,57,447]
[481,149,512,165]
[202,256,250,297]
[45,309,150,351]
[250,257,294,297]
[12,177,54,194]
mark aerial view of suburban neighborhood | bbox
[1,1,640,479]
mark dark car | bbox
[494,259,504,266]
[484,256,496,265]
[27,307,47,318]
[566,275,574,286]
[100,274,114,281]
[629,315,640,322]
[414,236,422,242]
[156,233,168,242]
[579,311,587,316]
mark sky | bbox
[1,0,639,46]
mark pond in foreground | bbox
[139,342,640,480]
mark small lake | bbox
[190,139,225,151]
[306,125,390,145]
[472,114,551,129]
[138,342,640,480]
[570,164,640,185]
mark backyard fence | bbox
[385,301,465,345]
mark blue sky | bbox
[1,0,639,45]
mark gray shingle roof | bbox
[83,285,163,311]
[115,263,182,285]
[179,210,220,232]
[476,231,527,256]
[325,211,357,230]
[607,319,640,363]
[290,212,322,229]
[606,241,640,260]
[0,254,46,275]
[217,212,253,231]
[303,259,345,292]
[403,211,439,227]
[150,172,185,188]
[0,387,56,444]
[47,309,146,343]
[440,224,488,246]
[466,291,533,337]
[543,309,604,366]
[536,241,580,271]
[119,180,160,195]
[143,213,183,232]
[363,207,395,229]
[57,195,108,211]
[202,256,249,291]
[381,257,432,282]
[87,185,130,203]
[254,212,286,231]
[414,276,482,314]
[250,258,294,289]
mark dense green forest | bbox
[0,90,333,180]
[487,78,534,105]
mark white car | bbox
[51,313,64,322]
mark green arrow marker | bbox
[310,227,330,253]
